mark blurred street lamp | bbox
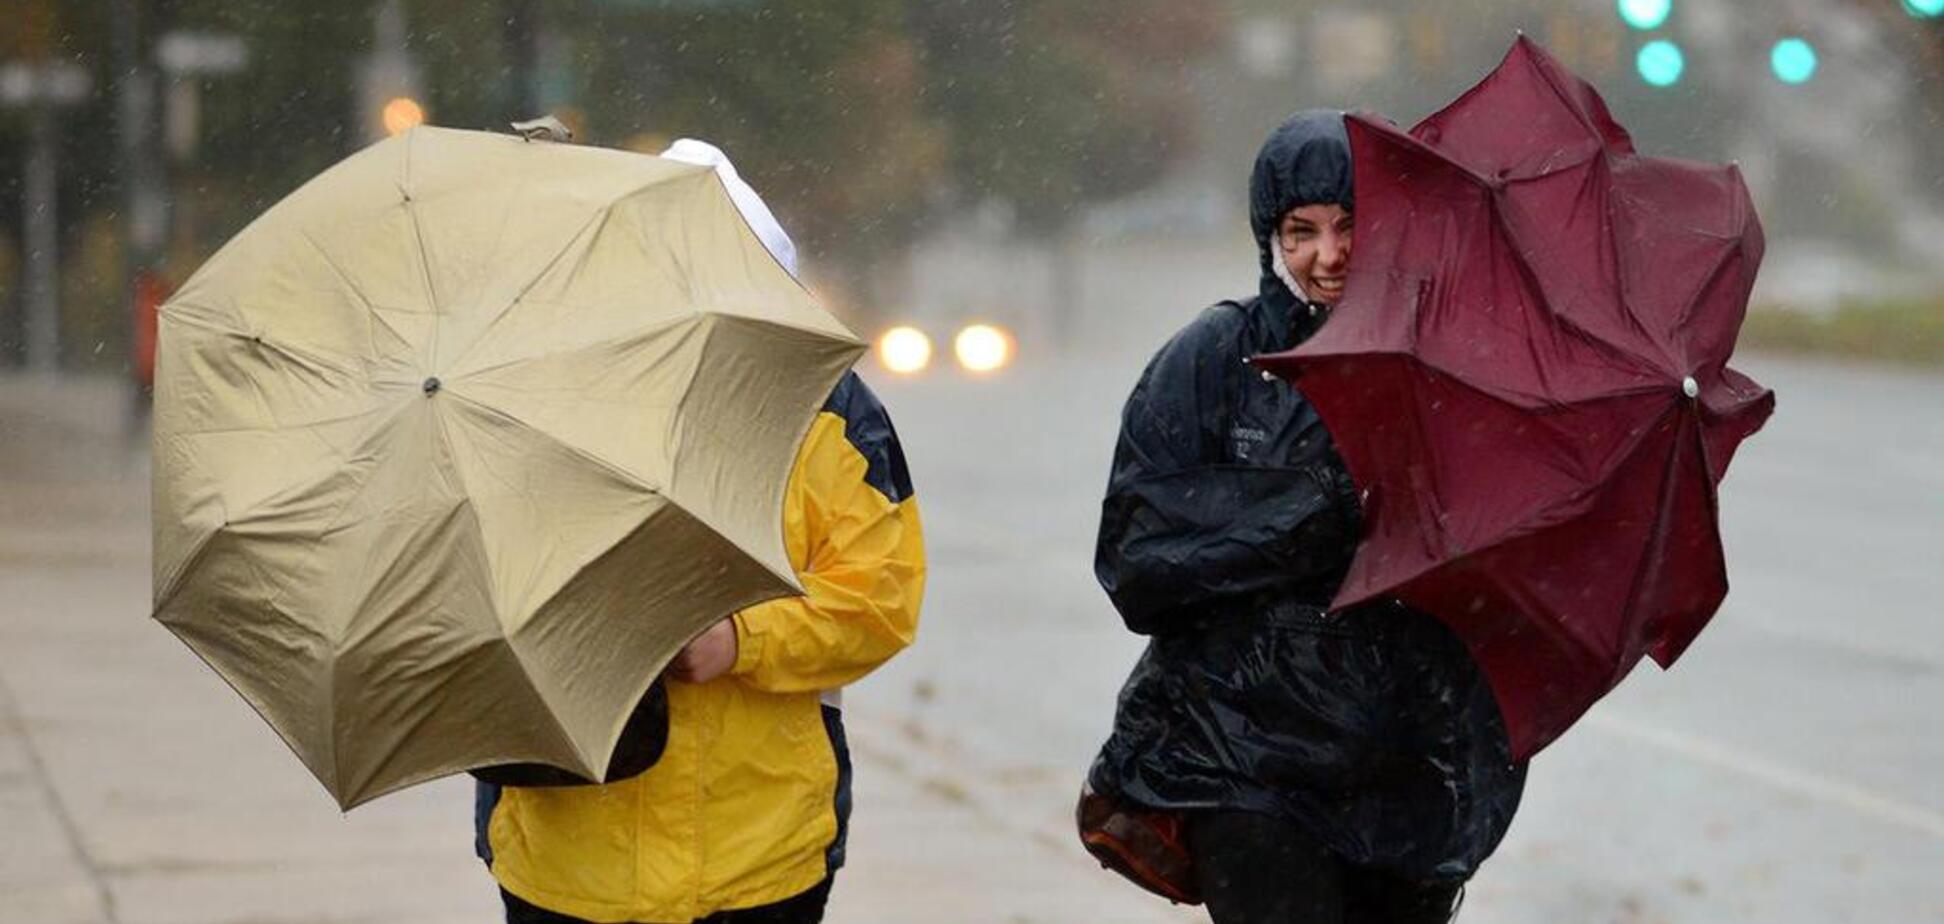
[382,96,426,135]
[1770,38,1818,85]
[1636,39,1685,87]
[1,61,92,371]
[953,324,1013,374]
[1617,0,1672,31]
[361,0,423,142]
[877,327,933,375]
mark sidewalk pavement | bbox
[0,373,1191,924]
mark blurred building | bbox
[899,0,1944,361]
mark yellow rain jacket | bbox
[476,372,924,922]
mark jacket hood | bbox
[661,138,800,279]
[1248,110,1353,322]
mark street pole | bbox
[3,63,91,372]
[504,0,541,117]
[118,0,167,273]
[22,101,58,372]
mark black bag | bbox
[469,680,669,787]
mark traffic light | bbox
[1636,39,1685,87]
[1904,0,1943,17]
[1770,38,1817,85]
[1618,0,1672,31]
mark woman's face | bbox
[1276,203,1354,305]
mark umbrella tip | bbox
[511,115,573,143]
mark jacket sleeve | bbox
[1095,310,1359,634]
[728,376,924,693]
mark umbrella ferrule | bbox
[1681,376,1699,399]
[423,376,442,396]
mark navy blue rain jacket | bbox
[1087,111,1526,881]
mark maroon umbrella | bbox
[1254,37,1774,760]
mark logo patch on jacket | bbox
[1229,426,1268,460]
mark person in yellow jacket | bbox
[473,140,925,924]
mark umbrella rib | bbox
[497,642,602,781]
[1525,44,1618,155]
[1369,127,1663,380]
[447,314,696,384]
[442,205,617,377]
[295,226,394,362]
[1405,342,1670,410]
[440,389,658,495]
[1609,408,1692,685]
[170,402,387,439]
[165,305,366,383]
[1495,64,1682,372]
[400,130,443,368]
[1598,180,1674,369]
[610,167,810,299]
[1360,349,1678,554]
[332,497,479,658]
[1491,168,1671,381]
[1667,235,1747,362]
[154,400,405,609]
[444,167,711,378]
[1410,395,1679,588]
[301,402,420,540]
[151,520,220,620]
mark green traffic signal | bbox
[1618,0,1673,30]
[1904,0,1943,17]
[1770,38,1817,85]
[1637,40,1684,87]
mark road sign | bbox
[0,62,91,106]
[155,32,249,75]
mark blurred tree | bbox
[911,0,1224,237]
[910,0,1224,342]
[166,0,379,234]
[573,2,948,281]
[4,0,1236,359]
[0,0,121,369]
[398,0,952,316]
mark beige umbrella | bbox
[151,125,861,809]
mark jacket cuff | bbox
[729,608,765,677]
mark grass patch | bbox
[1741,298,1944,368]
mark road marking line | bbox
[0,672,122,922]
[1586,711,1944,840]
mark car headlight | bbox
[953,324,1013,374]
[876,326,933,374]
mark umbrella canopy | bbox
[152,126,861,808]
[1254,38,1774,760]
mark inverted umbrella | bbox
[1255,38,1774,759]
[152,126,861,808]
